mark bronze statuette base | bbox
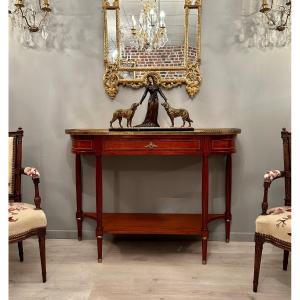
[109,127,195,132]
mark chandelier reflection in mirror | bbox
[130,0,168,51]
[236,0,291,49]
[9,0,51,47]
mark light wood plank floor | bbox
[9,238,291,300]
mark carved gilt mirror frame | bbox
[103,0,202,98]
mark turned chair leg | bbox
[18,241,23,262]
[253,234,264,292]
[38,230,47,283]
[283,250,289,271]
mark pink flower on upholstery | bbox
[268,207,285,215]
[8,203,28,212]
[264,170,281,183]
[24,167,40,178]
[8,203,28,222]
[267,206,291,215]
[276,216,289,227]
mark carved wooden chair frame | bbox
[9,127,46,282]
[253,128,291,292]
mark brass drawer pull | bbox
[145,142,158,149]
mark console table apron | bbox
[65,128,241,264]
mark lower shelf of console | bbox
[83,213,225,235]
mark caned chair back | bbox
[281,128,291,206]
[8,128,23,202]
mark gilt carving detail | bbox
[186,62,202,98]
[104,64,119,98]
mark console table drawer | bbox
[103,139,201,154]
[72,139,94,152]
[211,138,235,152]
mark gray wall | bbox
[9,0,291,241]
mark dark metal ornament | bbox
[161,102,194,128]
[135,75,168,128]
[110,103,139,128]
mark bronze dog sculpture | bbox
[161,102,193,127]
[110,103,139,128]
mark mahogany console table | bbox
[65,128,241,264]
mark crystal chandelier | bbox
[9,0,52,46]
[236,0,291,49]
[130,0,168,51]
[260,0,291,31]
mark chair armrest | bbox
[21,167,42,209]
[22,167,40,178]
[261,170,284,215]
[264,170,284,184]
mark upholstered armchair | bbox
[9,128,47,282]
[253,128,291,292]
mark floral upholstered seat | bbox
[256,206,291,244]
[9,202,47,243]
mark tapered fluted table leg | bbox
[96,155,103,263]
[225,154,232,243]
[201,155,209,264]
[76,154,83,241]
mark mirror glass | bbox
[188,9,198,64]
[107,9,117,63]
[118,0,186,75]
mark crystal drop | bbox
[9,14,15,28]
[27,33,34,47]
[24,30,31,42]
[15,12,23,29]
[238,33,245,43]
[248,38,254,48]
[20,31,25,45]
[41,26,49,40]
[29,39,35,48]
